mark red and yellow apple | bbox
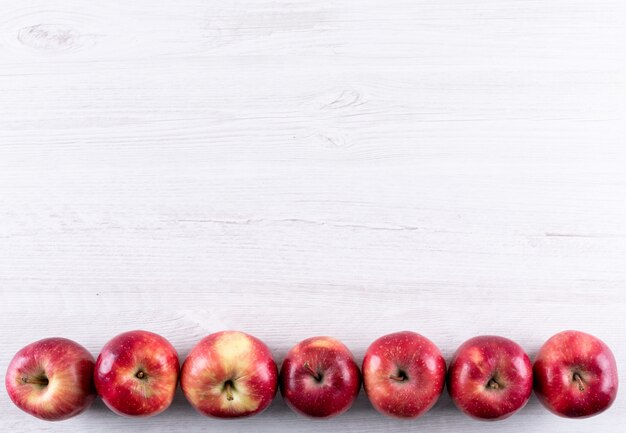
[362,331,446,418]
[94,330,179,417]
[280,336,361,418]
[181,331,278,418]
[447,335,532,420]
[533,330,618,418]
[5,337,96,421]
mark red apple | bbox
[94,330,179,417]
[362,331,446,418]
[280,336,361,418]
[5,337,96,421]
[181,331,277,418]
[533,330,618,418]
[447,335,532,420]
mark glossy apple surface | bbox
[533,330,618,418]
[447,335,532,420]
[362,331,446,418]
[181,331,278,418]
[280,336,361,418]
[94,330,179,417]
[5,337,96,421]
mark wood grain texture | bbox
[1,0,625,431]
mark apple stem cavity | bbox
[21,376,49,387]
[135,370,146,379]
[224,380,235,401]
[303,361,323,382]
[487,378,500,390]
[389,370,408,382]
[573,372,585,392]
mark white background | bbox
[1,0,625,432]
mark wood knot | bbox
[321,89,362,110]
[318,132,352,149]
[17,24,78,51]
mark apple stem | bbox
[22,376,49,386]
[573,373,585,391]
[303,362,322,382]
[225,381,234,401]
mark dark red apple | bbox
[533,330,618,418]
[94,330,179,417]
[181,331,278,418]
[362,331,446,418]
[447,335,532,420]
[280,336,361,418]
[5,338,96,421]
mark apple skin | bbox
[181,331,278,418]
[447,335,532,421]
[533,330,618,418]
[280,336,361,418]
[94,330,179,417]
[5,337,96,421]
[362,331,446,418]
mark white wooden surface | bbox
[1,0,625,431]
